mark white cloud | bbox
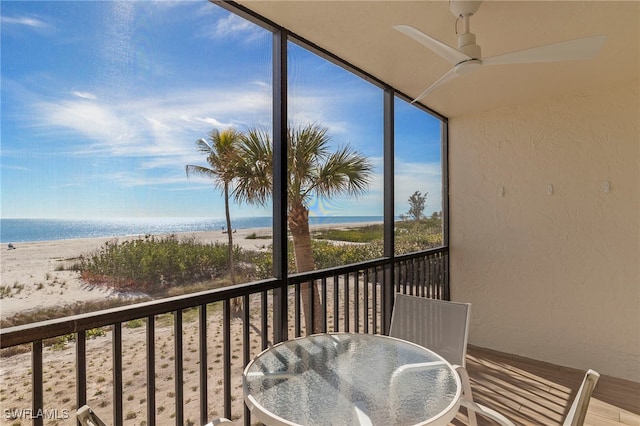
[1,16,50,29]
[213,14,258,37]
[0,164,30,172]
[100,170,188,188]
[188,116,235,129]
[72,91,97,100]
[35,99,133,144]
[27,83,272,176]
[200,13,266,44]
[22,78,437,204]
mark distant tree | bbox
[404,191,427,221]
[185,129,243,285]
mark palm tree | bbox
[185,128,243,286]
[234,123,373,332]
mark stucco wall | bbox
[449,84,639,381]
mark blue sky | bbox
[1,1,442,219]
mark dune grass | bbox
[72,235,250,293]
[313,219,443,251]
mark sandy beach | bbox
[0,227,275,320]
[0,222,378,321]
[0,222,379,425]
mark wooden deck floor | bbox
[452,345,640,426]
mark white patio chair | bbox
[205,418,232,425]
[76,405,107,426]
[78,405,233,426]
[563,369,600,426]
[389,293,514,426]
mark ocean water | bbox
[0,216,383,243]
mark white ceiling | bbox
[234,1,639,118]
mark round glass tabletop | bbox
[243,333,461,426]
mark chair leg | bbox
[205,418,232,426]
[455,365,478,426]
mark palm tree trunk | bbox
[224,183,241,316]
[288,202,324,334]
[224,182,235,284]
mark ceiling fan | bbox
[394,0,607,103]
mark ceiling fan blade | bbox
[411,68,459,104]
[393,25,471,65]
[482,34,607,66]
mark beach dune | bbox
[0,227,273,320]
[0,222,378,320]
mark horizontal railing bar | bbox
[394,246,447,262]
[286,247,446,285]
[287,257,391,284]
[1,278,279,348]
[1,247,447,349]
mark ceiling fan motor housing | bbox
[449,0,482,18]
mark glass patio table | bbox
[243,332,461,426]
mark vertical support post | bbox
[383,88,395,334]
[261,291,269,349]
[321,277,328,333]
[441,120,451,300]
[363,268,369,334]
[174,311,184,426]
[76,330,87,415]
[242,295,251,426]
[333,276,340,332]
[294,283,301,337]
[199,305,208,425]
[272,27,289,344]
[147,315,156,426]
[32,340,43,426]
[353,272,360,333]
[113,323,123,426]
[223,300,232,420]
[344,273,350,332]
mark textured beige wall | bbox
[449,84,640,381]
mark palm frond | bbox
[186,128,244,192]
[314,145,373,198]
[233,128,273,207]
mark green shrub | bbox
[0,286,11,299]
[46,327,106,350]
[73,222,442,294]
[78,235,244,292]
[394,218,443,253]
[311,240,383,269]
[313,224,383,243]
[126,318,145,329]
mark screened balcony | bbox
[1,1,638,426]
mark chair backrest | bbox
[562,369,600,426]
[76,405,107,426]
[389,293,471,367]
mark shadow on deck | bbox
[452,345,640,426]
